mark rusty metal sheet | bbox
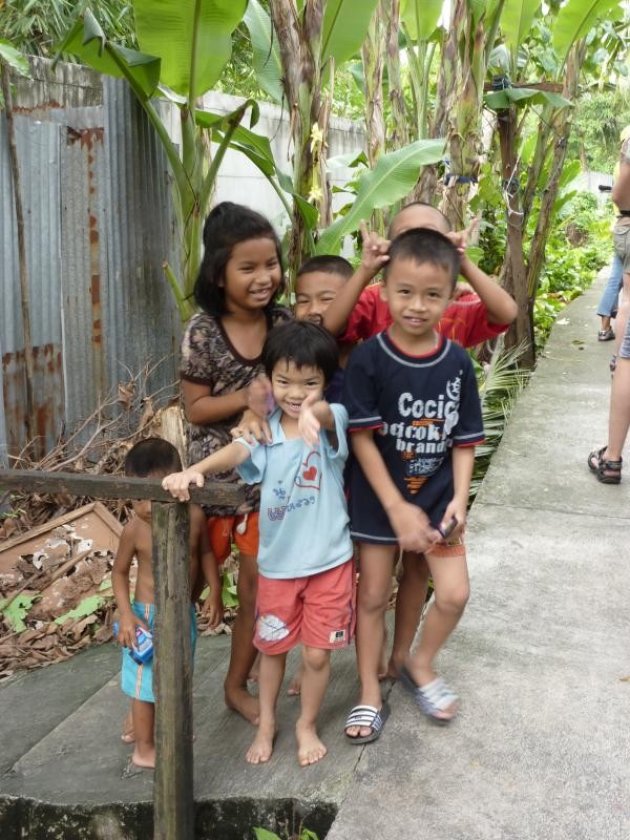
[0,115,64,455]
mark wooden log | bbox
[0,469,242,507]
[152,501,195,840]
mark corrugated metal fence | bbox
[0,57,179,459]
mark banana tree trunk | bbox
[497,105,534,366]
[439,0,485,229]
[526,44,585,301]
[382,0,408,152]
[269,0,327,275]
[361,3,385,232]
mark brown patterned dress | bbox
[180,307,292,516]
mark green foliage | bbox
[253,828,318,840]
[0,593,37,633]
[471,344,530,498]
[569,91,630,173]
[553,0,623,65]
[316,139,445,254]
[4,0,136,56]
[533,193,609,350]
[0,39,31,76]
[221,570,239,609]
[55,595,105,625]
[133,0,247,100]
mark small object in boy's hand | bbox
[438,517,457,539]
[113,621,154,665]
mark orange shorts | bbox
[254,558,356,655]
[425,536,466,561]
[207,512,260,564]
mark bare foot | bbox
[246,723,275,764]
[121,711,135,743]
[225,685,260,725]
[383,649,405,681]
[296,720,327,766]
[131,745,156,769]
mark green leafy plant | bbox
[57,1,290,321]
[471,343,530,498]
[253,827,319,840]
[221,570,239,609]
[55,595,105,625]
[0,593,38,633]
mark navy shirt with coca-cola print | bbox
[343,330,484,543]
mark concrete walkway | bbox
[327,266,630,840]
[1,268,629,839]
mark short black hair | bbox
[296,255,353,280]
[384,228,460,290]
[388,201,452,237]
[124,437,182,478]
[193,202,285,317]
[262,321,339,385]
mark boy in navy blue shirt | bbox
[343,228,483,742]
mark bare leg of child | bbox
[121,707,135,743]
[405,548,469,721]
[287,658,303,696]
[249,651,261,683]
[246,652,286,764]
[345,543,396,739]
[131,699,155,768]
[387,551,430,678]
[296,646,330,766]
[225,552,260,725]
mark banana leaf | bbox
[552,0,622,64]
[132,0,247,100]
[243,0,284,103]
[315,139,445,255]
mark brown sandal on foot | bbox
[587,447,622,484]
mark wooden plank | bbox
[0,469,242,507]
[0,501,98,552]
[152,502,194,840]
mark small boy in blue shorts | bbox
[112,437,221,768]
[163,321,355,767]
[343,228,484,742]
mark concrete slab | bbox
[0,626,373,837]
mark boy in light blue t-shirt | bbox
[163,321,355,768]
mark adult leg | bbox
[246,652,286,764]
[131,699,155,768]
[597,253,623,336]
[406,546,469,719]
[605,352,630,462]
[613,271,630,357]
[346,543,397,738]
[387,551,430,678]
[590,311,630,478]
[296,646,331,766]
[225,551,260,724]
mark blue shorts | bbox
[120,602,197,703]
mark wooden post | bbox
[152,501,194,840]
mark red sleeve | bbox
[438,296,508,348]
[339,285,389,343]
